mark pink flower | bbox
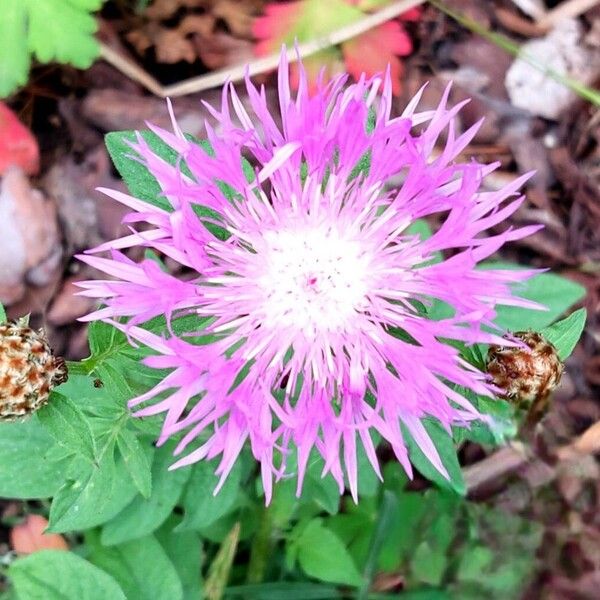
[78,50,541,502]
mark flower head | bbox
[78,50,541,502]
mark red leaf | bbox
[252,2,303,56]
[0,102,39,176]
[10,514,69,555]
[342,21,412,94]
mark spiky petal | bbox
[78,49,541,502]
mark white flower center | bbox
[257,223,371,335]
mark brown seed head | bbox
[0,323,68,420]
[486,331,564,410]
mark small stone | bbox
[0,322,67,420]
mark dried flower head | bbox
[0,322,67,420]
[487,331,563,411]
[78,50,541,501]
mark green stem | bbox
[246,500,275,584]
[356,491,397,600]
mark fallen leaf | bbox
[0,102,39,176]
[10,514,68,554]
[253,0,419,92]
[342,20,412,95]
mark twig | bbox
[99,0,426,98]
[463,443,530,493]
[509,0,547,20]
[537,0,600,28]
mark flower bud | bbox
[0,322,67,420]
[487,331,563,413]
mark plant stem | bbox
[246,501,275,584]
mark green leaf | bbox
[296,519,363,587]
[0,302,6,323]
[27,0,101,66]
[481,263,586,331]
[403,419,465,495]
[37,392,97,463]
[10,550,126,600]
[177,459,242,531]
[155,517,203,600]
[105,130,176,211]
[225,583,342,599]
[88,533,183,600]
[410,542,448,586]
[101,442,191,545]
[0,0,103,97]
[116,428,153,498]
[456,545,494,583]
[0,418,67,498]
[0,1,30,96]
[541,308,587,360]
[303,457,341,515]
[48,449,137,532]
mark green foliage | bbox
[37,391,97,463]
[403,419,466,496]
[87,531,184,600]
[177,459,243,531]
[482,262,586,331]
[0,418,68,498]
[0,127,588,600]
[541,307,587,360]
[101,442,190,545]
[293,518,363,586]
[10,550,126,600]
[0,0,104,97]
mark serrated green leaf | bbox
[88,532,183,600]
[10,550,126,600]
[37,392,97,463]
[541,308,587,360]
[105,130,176,211]
[0,1,103,97]
[26,0,101,67]
[296,519,363,587]
[116,428,153,498]
[102,442,191,545]
[48,448,137,532]
[0,1,30,96]
[403,419,465,495]
[177,460,242,531]
[0,418,68,498]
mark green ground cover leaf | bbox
[10,550,126,600]
[0,418,68,498]
[296,518,363,587]
[541,308,587,360]
[37,392,97,463]
[0,0,104,97]
[101,442,191,545]
[88,532,183,600]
